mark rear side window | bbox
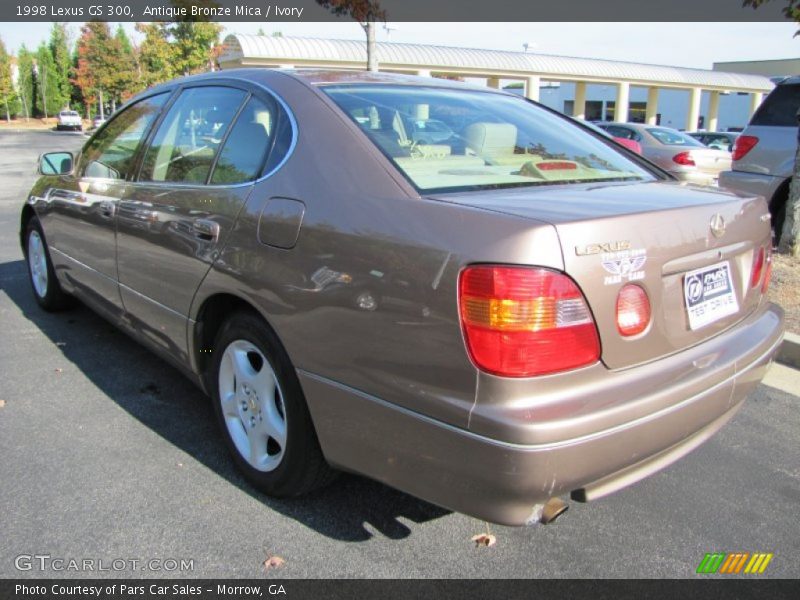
[604,125,641,141]
[80,93,168,180]
[646,128,704,147]
[751,84,800,127]
[210,95,291,184]
[140,86,247,184]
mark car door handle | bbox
[99,200,115,218]
[193,218,220,241]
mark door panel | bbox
[44,93,170,317]
[116,87,280,365]
[116,186,252,362]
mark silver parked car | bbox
[596,122,731,186]
[720,76,799,244]
[21,70,784,526]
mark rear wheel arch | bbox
[192,293,291,384]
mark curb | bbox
[777,332,800,370]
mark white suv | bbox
[719,77,799,244]
[56,110,82,132]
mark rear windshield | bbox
[322,84,654,193]
[751,83,799,127]
[61,111,79,117]
[646,128,704,147]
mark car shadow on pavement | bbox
[1,259,450,541]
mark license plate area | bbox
[683,261,739,331]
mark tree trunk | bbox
[778,119,800,257]
[4,99,9,123]
[111,97,116,112]
[99,90,105,120]
[365,21,378,72]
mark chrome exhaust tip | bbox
[540,497,569,524]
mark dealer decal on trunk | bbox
[601,248,647,286]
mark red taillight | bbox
[732,135,759,161]
[458,266,600,377]
[762,247,773,294]
[750,246,765,288]
[615,284,651,337]
[672,151,695,166]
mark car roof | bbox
[776,75,800,86]
[133,68,511,101]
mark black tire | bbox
[23,217,73,311]
[210,310,335,497]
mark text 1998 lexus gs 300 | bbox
[21,70,784,526]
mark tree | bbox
[16,45,34,120]
[136,22,176,87]
[49,24,73,110]
[315,1,386,71]
[744,1,800,34]
[0,37,18,122]
[109,25,138,109]
[73,21,117,119]
[35,41,63,117]
[744,1,800,254]
[136,18,222,86]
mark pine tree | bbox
[0,37,18,122]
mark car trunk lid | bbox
[428,180,771,370]
[690,147,731,179]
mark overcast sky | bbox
[1,21,797,70]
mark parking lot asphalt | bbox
[0,130,798,579]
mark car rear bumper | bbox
[719,170,786,203]
[300,302,784,526]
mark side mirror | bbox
[39,152,74,176]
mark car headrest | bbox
[463,122,518,157]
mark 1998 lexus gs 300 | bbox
[21,70,784,525]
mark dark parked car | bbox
[688,131,739,152]
[21,70,784,526]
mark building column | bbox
[416,69,431,78]
[686,87,702,132]
[525,75,540,102]
[614,81,630,123]
[487,77,501,90]
[707,91,721,132]
[645,87,659,125]
[749,92,764,118]
[573,82,587,119]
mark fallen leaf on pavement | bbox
[263,555,286,571]
[471,533,497,547]
[0,400,5,408]
[54,368,63,373]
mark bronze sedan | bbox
[20,70,784,526]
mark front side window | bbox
[80,93,168,180]
[140,87,247,184]
[322,85,654,193]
